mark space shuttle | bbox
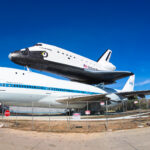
[9,43,133,84]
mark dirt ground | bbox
[0,109,150,133]
[1,116,150,133]
[1,127,150,150]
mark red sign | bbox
[5,110,10,117]
[100,102,105,106]
[72,113,81,120]
[85,110,91,115]
[134,101,138,104]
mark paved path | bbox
[0,127,150,150]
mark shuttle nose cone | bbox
[8,52,20,61]
[8,53,12,60]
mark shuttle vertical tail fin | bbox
[97,49,112,63]
[122,75,135,92]
[97,49,116,71]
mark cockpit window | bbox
[21,48,29,55]
[34,43,42,46]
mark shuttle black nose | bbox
[8,52,16,60]
[8,52,20,61]
[8,53,12,60]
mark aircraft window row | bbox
[0,83,98,94]
[1,84,45,89]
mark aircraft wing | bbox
[57,90,150,104]
[71,70,134,84]
[56,94,108,104]
[116,90,150,98]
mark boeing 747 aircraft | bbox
[0,67,149,113]
[9,43,133,84]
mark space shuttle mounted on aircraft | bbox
[9,43,133,84]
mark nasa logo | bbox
[42,51,48,57]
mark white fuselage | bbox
[27,43,116,71]
[0,67,110,109]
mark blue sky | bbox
[0,0,150,91]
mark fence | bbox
[0,99,150,133]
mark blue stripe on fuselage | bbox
[0,83,100,95]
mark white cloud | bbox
[135,79,150,86]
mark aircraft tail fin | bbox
[97,49,112,63]
[122,75,135,92]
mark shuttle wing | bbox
[71,70,133,84]
[57,90,150,104]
